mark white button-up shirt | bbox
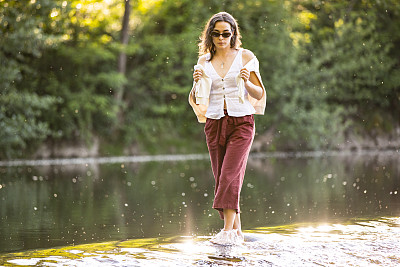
[204,49,256,120]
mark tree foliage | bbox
[1,0,399,158]
[0,0,58,158]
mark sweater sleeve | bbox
[188,64,211,123]
[243,57,267,115]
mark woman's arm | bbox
[193,55,207,82]
[243,71,264,100]
[191,55,207,102]
[241,49,264,100]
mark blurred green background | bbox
[1,0,399,159]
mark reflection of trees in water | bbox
[0,154,399,253]
[242,153,400,227]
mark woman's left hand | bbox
[240,68,250,83]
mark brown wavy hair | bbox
[198,12,242,61]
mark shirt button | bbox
[222,87,225,90]
[222,78,224,81]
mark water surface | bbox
[1,217,399,266]
[0,151,399,265]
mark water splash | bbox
[1,217,399,266]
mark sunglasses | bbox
[210,32,232,38]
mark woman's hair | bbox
[198,12,242,61]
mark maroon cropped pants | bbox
[204,112,255,219]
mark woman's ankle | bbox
[236,229,243,236]
[233,226,241,232]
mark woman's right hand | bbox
[193,69,203,82]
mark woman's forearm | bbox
[245,80,263,100]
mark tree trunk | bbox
[116,0,130,103]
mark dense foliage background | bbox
[1,0,399,159]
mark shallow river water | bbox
[0,151,399,266]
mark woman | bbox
[189,12,266,245]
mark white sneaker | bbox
[210,230,243,246]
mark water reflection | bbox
[0,152,399,253]
[243,153,400,228]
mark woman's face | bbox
[211,21,233,50]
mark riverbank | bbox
[1,149,399,167]
[22,126,400,161]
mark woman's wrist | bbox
[245,81,263,100]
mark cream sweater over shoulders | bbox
[188,53,267,123]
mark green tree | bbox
[122,0,208,153]
[294,0,400,142]
[0,0,58,158]
[1,0,399,159]
[122,0,298,152]
[34,0,127,145]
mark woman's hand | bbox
[193,69,203,82]
[240,68,250,83]
[241,68,264,100]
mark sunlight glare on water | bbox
[1,217,399,266]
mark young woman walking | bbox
[189,12,266,245]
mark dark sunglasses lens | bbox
[211,32,232,38]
